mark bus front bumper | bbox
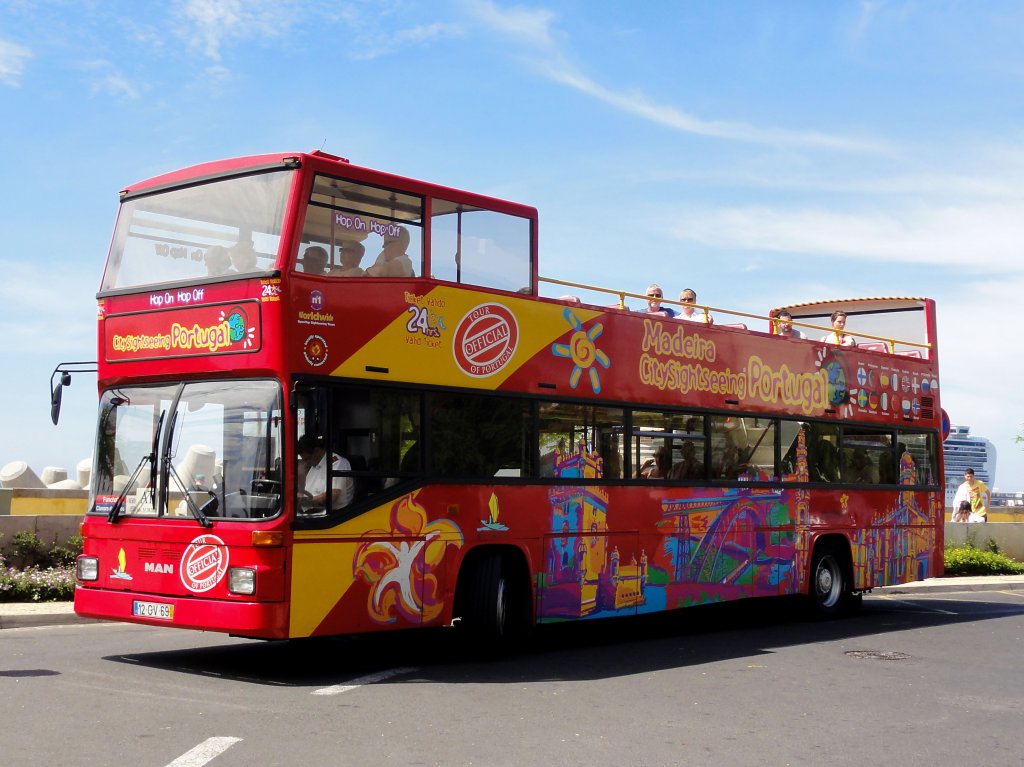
[74,586,289,639]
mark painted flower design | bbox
[354,491,463,624]
[551,308,611,393]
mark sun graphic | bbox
[551,308,611,393]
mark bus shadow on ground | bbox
[105,594,1024,688]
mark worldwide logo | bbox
[310,290,324,311]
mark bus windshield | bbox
[100,169,293,292]
[92,379,283,521]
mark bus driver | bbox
[296,433,354,510]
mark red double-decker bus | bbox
[69,151,943,642]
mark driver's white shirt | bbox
[305,452,354,507]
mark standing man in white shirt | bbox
[952,468,990,523]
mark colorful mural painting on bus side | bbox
[536,431,935,622]
[330,429,935,632]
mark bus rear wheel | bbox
[808,544,858,619]
[456,551,529,651]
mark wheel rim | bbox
[814,555,842,609]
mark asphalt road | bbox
[2,592,1022,767]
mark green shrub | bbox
[944,544,1024,576]
[0,564,76,602]
[47,535,84,568]
[10,531,45,565]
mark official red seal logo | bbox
[452,303,519,378]
[180,534,228,593]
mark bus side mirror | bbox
[50,371,72,426]
[49,362,97,426]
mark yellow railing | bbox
[538,276,932,353]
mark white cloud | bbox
[934,275,1024,489]
[0,38,32,87]
[0,260,96,355]
[174,0,294,61]
[848,0,888,45]
[548,67,888,153]
[462,0,886,153]
[79,59,143,100]
[663,201,1024,272]
[99,72,140,99]
[352,21,464,60]
[461,0,555,47]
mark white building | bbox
[943,424,997,506]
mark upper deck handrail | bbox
[538,276,932,353]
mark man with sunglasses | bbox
[644,283,677,318]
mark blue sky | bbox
[1,0,1022,489]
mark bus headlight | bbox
[228,567,256,595]
[77,556,99,581]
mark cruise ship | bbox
[943,425,997,506]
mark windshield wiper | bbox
[166,461,214,528]
[162,408,213,528]
[108,410,164,523]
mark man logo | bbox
[144,562,174,574]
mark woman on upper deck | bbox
[820,310,856,347]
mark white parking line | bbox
[166,736,242,767]
[312,666,418,696]
[874,595,956,614]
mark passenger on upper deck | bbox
[366,226,414,278]
[298,245,328,275]
[644,284,677,318]
[204,245,231,276]
[229,239,258,273]
[773,309,806,339]
[330,241,366,277]
[820,310,856,347]
[678,289,712,323]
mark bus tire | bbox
[457,551,529,651]
[808,544,849,619]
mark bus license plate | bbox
[133,601,174,620]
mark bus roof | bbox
[119,151,538,218]
[781,297,930,317]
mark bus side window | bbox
[538,402,623,479]
[806,425,840,483]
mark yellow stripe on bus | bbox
[329,287,601,388]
